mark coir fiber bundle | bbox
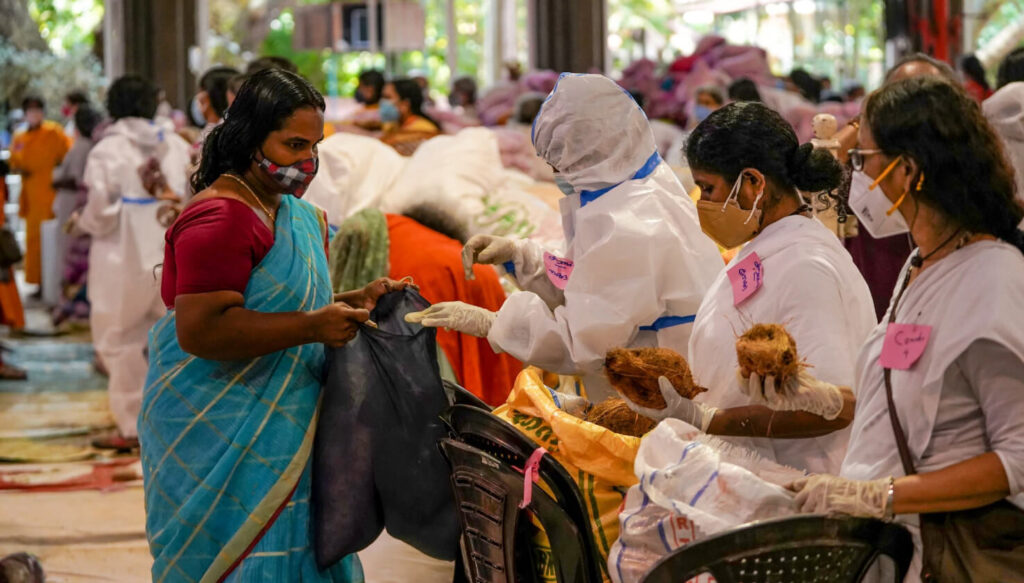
[604,347,706,409]
[735,323,802,383]
[584,398,657,437]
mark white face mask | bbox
[847,169,910,238]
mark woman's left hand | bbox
[787,474,890,518]
[336,277,418,311]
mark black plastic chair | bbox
[443,379,492,411]
[439,439,599,583]
[439,404,604,583]
[641,515,914,583]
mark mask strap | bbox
[870,155,902,190]
[744,189,765,225]
[886,189,910,216]
[868,154,910,217]
[721,172,745,212]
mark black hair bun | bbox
[789,143,842,193]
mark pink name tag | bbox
[728,252,763,306]
[544,252,574,290]
[879,323,932,370]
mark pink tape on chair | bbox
[518,447,548,509]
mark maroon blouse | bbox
[161,198,277,308]
[162,197,330,308]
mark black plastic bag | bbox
[313,289,458,567]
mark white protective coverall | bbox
[79,118,191,437]
[983,82,1024,206]
[842,241,1024,581]
[303,133,407,227]
[488,74,723,401]
[688,215,876,474]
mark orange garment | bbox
[386,214,521,405]
[380,115,441,156]
[9,121,71,284]
[400,115,440,134]
[0,175,25,330]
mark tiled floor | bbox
[0,307,151,582]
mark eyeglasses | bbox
[848,148,883,171]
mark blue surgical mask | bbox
[554,175,575,196]
[379,99,400,123]
[190,96,205,127]
[694,104,712,123]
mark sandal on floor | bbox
[91,434,140,452]
[0,363,27,380]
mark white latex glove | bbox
[739,370,845,420]
[788,474,890,519]
[555,394,591,418]
[622,376,718,431]
[405,302,497,338]
[462,235,517,280]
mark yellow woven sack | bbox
[493,368,642,582]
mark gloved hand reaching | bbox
[461,235,519,280]
[739,370,845,420]
[788,474,891,519]
[555,394,591,417]
[405,302,497,338]
[622,376,719,431]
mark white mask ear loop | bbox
[743,189,765,224]
[721,172,745,212]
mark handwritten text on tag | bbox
[880,323,932,370]
[728,252,763,306]
[544,252,574,290]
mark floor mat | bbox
[0,458,141,492]
[0,390,113,438]
[0,439,94,463]
[0,340,106,396]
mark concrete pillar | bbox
[530,0,605,73]
[445,0,458,76]
[103,0,125,80]
[102,0,199,110]
[484,0,504,85]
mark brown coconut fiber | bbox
[585,398,657,437]
[735,323,802,384]
[604,347,706,409]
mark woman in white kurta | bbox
[408,74,723,401]
[790,77,1024,581]
[635,101,875,475]
[78,76,191,443]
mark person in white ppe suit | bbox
[983,81,1024,205]
[408,74,722,401]
[782,77,1024,582]
[624,101,875,475]
[78,75,191,447]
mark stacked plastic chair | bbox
[641,515,913,583]
[439,402,603,583]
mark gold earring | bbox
[916,173,925,191]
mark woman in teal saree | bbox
[141,69,407,582]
